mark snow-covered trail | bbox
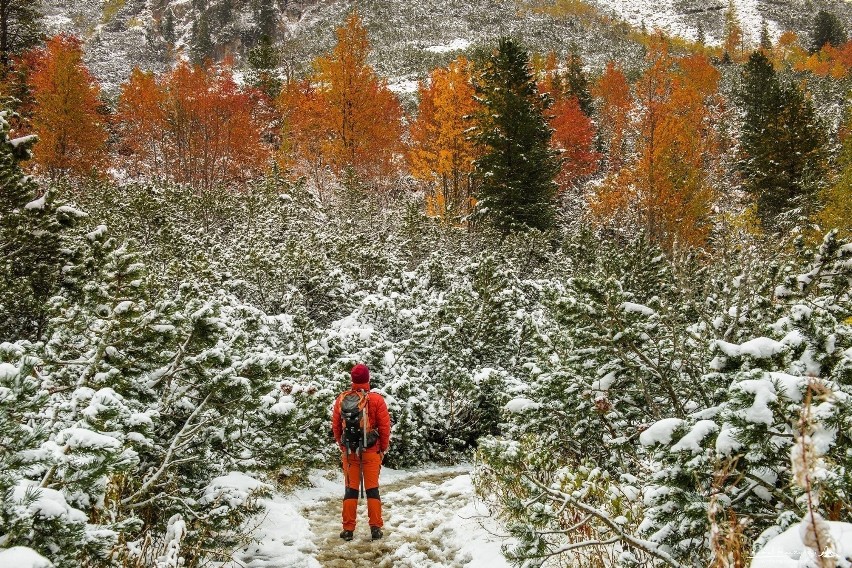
[306,471,482,567]
[229,466,511,568]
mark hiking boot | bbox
[340,530,354,541]
[370,526,383,540]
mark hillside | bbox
[42,0,852,92]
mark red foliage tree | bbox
[28,34,107,179]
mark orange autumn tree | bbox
[550,95,598,189]
[408,56,480,220]
[279,10,403,185]
[117,68,167,178]
[117,62,270,190]
[591,61,632,172]
[28,34,107,179]
[277,78,334,190]
[592,44,721,250]
[538,51,598,190]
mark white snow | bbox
[57,427,121,450]
[24,195,46,210]
[388,79,419,94]
[10,134,38,148]
[87,225,108,241]
[716,426,743,456]
[11,481,88,523]
[269,395,297,415]
[592,0,779,46]
[751,520,852,568]
[591,371,617,393]
[0,362,18,380]
[225,466,510,568]
[732,379,777,425]
[505,398,540,413]
[0,547,53,568]
[715,337,786,359]
[200,472,271,509]
[55,205,88,218]
[670,420,718,454]
[425,38,471,53]
[639,418,685,446]
[620,302,656,316]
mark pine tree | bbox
[810,10,846,53]
[737,51,826,230]
[255,0,276,42]
[564,44,592,116]
[0,110,80,342]
[0,0,43,70]
[190,10,213,65]
[471,37,560,233]
[246,34,281,98]
[760,19,772,52]
[161,9,175,45]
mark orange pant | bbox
[341,451,383,530]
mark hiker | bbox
[331,363,391,541]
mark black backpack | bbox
[339,390,379,452]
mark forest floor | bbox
[227,464,511,567]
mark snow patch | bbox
[751,520,852,568]
[640,418,685,446]
[670,420,718,454]
[505,398,540,413]
[0,547,53,568]
[620,302,656,316]
[425,38,471,53]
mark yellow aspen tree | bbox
[408,56,480,220]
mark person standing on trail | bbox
[331,363,391,541]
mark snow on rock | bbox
[670,420,718,454]
[751,521,852,568]
[0,547,53,568]
[505,397,540,413]
[640,418,685,447]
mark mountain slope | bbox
[40,0,852,91]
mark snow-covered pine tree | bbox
[640,231,852,566]
[472,37,560,234]
[0,111,81,342]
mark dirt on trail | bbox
[302,471,476,567]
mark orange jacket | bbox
[332,384,391,454]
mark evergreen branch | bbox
[526,474,688,568]
[121,391,212,506]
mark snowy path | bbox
[229,466,511,568]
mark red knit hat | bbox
[351,363,370,385]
